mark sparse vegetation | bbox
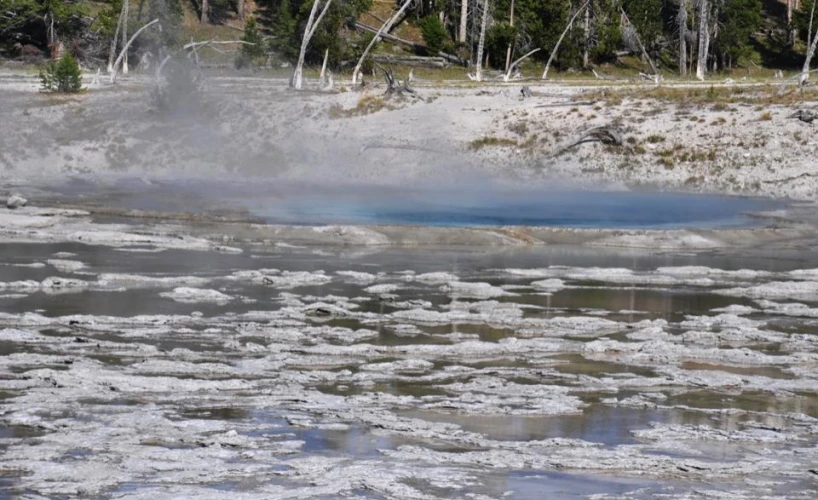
[507,121,529,136]
[469,136,518,150]
[39,54,83,93]
[646,134,665,144]
[328,95,392,118]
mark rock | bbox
[789,109,816,124]
[6,194,27,209]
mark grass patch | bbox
[578,84,818,106]
[328,95,392,118]
[507,120,529,136]
[646,134,665,143]
[469,136,518,150]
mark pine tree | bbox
[236,17,266,68]
[270,0,299,61]
[40,53,83,93]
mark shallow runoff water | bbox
[1,241,817,499]
[53,177,783,228]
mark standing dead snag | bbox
[352,0,414,86]
[803,0,818,86]
[504,48,540,81]
[620,8,658,77]
[582,0,593,68]
[201,0,209,24]
[107,2,126,74]
[121,0,130,75]
[695,0,710,81]
[473,0,490,82]
[542,0,590,80]
[110,19,160,83]
[319,48,329,87]
[291,0,333,90]
[504,0,516,74]
[677,0,688,76]
[459,0,469,43]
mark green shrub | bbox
[40,54,83,93]
[486,22,517,70]
[419,15,447,55]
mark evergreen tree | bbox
[0,0,86,54]
[269,0,299,60]
[713,0,762,68]
[420,14,448,54]
[236,17,266,68]
[40,52,83,92]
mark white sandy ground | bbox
[1,225,818,498]
[4,70,818,202]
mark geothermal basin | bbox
[1,197,818,499]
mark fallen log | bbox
[353,22,466,66]
[372,54,448,68]
[534,100,597,108]
[553,125,623,156]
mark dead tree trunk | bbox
[474,0,489,81]
[678,0,687,76]
[710,5,719,72]
[504,0,515,73]
[291,0,333,90]
[504,48,540,81]
[802,23,818,85]
[542,0,590,80]
[319,48,329,86]
[378,65,416,96]
[459,0,469,43]
[110,19,159,83]
[107,3,125,74]
[45,12,58,54]
[582,0,593,69]
[695,0,709,80]
[122,0,130,75]
[620,8,658,76]
[237,0,245,20]
[352,0,413,86]
[201,0,209,24]
[155,40,254,78]
[809,0,816,51]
